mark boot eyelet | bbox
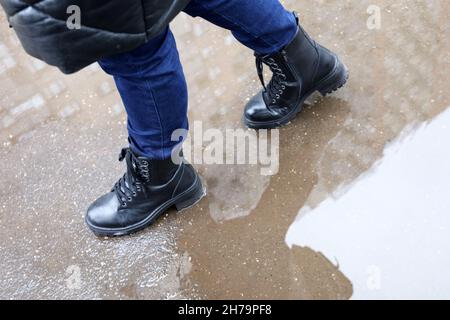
[127,197,132,201]
[122,202,127,208]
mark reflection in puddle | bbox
[177,97,355,300]
[287,107,450,299]
[1,0,449,299]
[202,165,271,222]
[176,0,449,298]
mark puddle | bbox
[287,107,450,299]
[1,0,449,299]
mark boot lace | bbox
[114,148,150,207]
[256,55,287,105]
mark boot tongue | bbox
[127,149,151,177]
[127,151,150,182]
[122,159,143,191]
[119,148,151,184]
[135,157,150,181]
[119,147,180,185]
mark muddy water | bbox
[287,107,450,299]
[0,0,449,299]
[175,0,450,299]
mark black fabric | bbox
[0,0,191,73]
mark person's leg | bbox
[183,0,349,129]
[86,28,204,237]
[183,0,298,55]
[98,27,188,160]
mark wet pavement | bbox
[1,0,449,299]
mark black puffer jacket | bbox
[0,0,190,73]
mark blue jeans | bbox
[99,0,297,159]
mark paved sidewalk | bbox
[0,0,449,299]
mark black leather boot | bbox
[85,148,205,237]
[244,13,349,129]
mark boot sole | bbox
[85,175,206,237]
[244,55,349,129]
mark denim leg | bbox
[98,27,188,160]
[183,0,298,55]
[97,1,296,159]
